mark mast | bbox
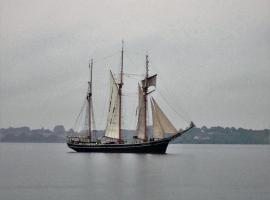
[87,59,93,141]
[143,54,149,141]
[118,41,124,143]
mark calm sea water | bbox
[0,143,269,200]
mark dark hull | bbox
[67,138,170,154]
[67,122,195,154]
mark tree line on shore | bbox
[0,125,269,144]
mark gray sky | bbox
[0,0,269,130]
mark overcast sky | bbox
[0,0,269,130]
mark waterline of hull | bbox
[67,123,195,154]
[67,138,170,154]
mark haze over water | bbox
[0,143,269,200]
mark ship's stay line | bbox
[67,42,194,153]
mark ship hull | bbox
[67,122,195,154]
[67,138,171,154]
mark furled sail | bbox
[141,74,157,89]
[105,71,120,139]
[151,98,177,139]
[136,85,146,140]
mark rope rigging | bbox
[71,48,192,137]
[73,97,87,134]
[149,60,192,123]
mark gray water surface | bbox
[0,143,269,200]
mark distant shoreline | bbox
[1,125,269,144]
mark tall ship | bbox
[67,43,194,153]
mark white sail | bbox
[105,71,120,139]
[136,85,146,140]
[151,98,177,139]
[151,99,164,139]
